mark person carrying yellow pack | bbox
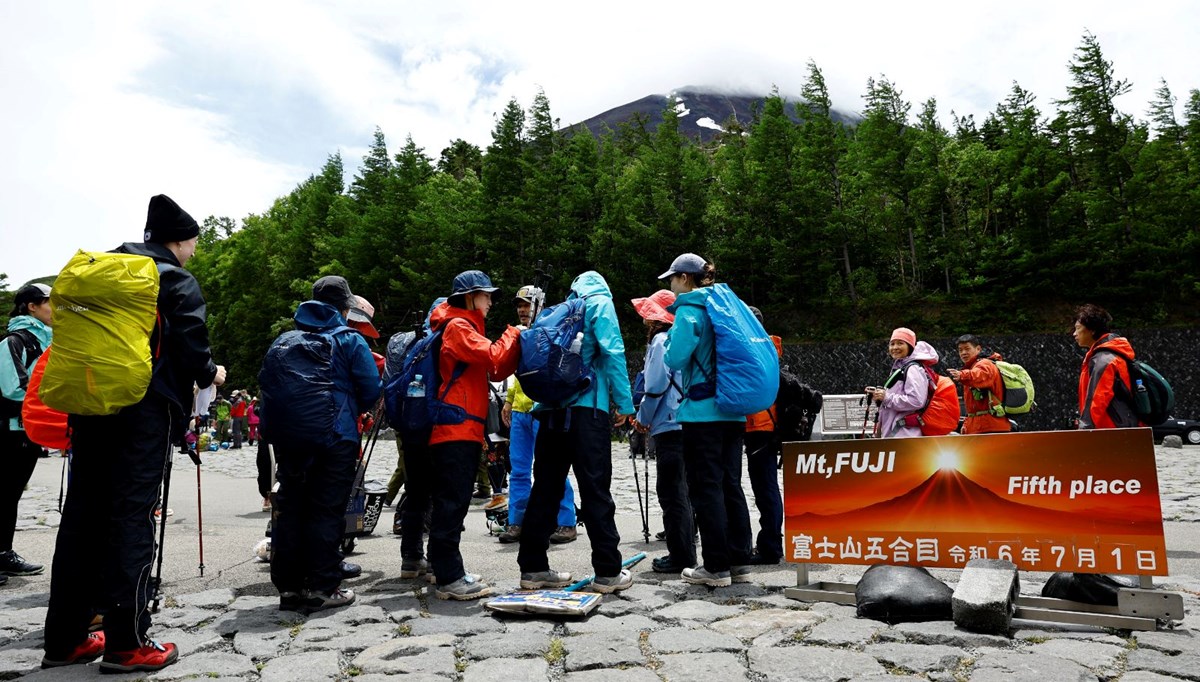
[41,194,226,676]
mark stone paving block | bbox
[599,597,647,616]
[802,616,885,646]
[1120,672,1194,682]
[614,583,676,610]
[0,645,43,679]
[952,558,1018,635]
[749,645,886,681]
[352,633,457,675]
[461,629,552,659]
[1134,627,1197,654]
[406,613,506,637]
[462,656,549,682]
[233,628,292,659]
[0,607,47,633]
[354,675,447,682]
[891,620,1012,648]
[175,587,236,608]
[305,603,390,626]
[1030,638,1125,676]
[152,627,225,657]
[564,667,661,681]
[655,599,745,622]
[154,606,214,630]
[968,650,1097,682]
[1125,648,1200,680]
[148,651,258,680]
[563,613,657,635]
[649,627,743,653]
[708,608,824,640]
[1014,628,1129,647]
[292,621,397,652]
[562,631,644,671]
[864,642,968,673]
[227,595,279,611]
[659,651,748,680]
[259,650,341,682]
[211,606,292,636]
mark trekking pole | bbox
[631,445,650,543]
[196,462,205,577]
[642,448,650,543]
[57,454,68,513]
[859,392,872,438]
[152,450,173,612]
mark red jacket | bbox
[746,335,784,433]
[1078,334,1141,430]
[230,399,246,418]
[428,302,520,446]
[957,355,1012,435]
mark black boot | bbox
[0,550,45,576]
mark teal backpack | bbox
[679,284,779,416]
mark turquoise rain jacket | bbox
[555,271,635,415]
[1,315,53,431]
[664,288,746,423]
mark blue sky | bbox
[2,0,1198,287]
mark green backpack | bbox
[971,359,1035,417]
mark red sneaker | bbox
[98,640,178,674]
[41,631,105,668]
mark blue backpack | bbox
[258,326,356,449]
[516,298,594,405]
[383,327,480,436]
[681,284,780,415]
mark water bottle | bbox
[568,332,583,354]
[1134,378,1150,414]
[407,374,425,398]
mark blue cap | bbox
[658,253,707,280]
[450,270,499,298]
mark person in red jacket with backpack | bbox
[425,271,520,599]
[1073,304,1140,429]
[947,334,1012,435]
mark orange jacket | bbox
[746,335,784,433]
[1078,334,1141,430]
[957,355,1012,435]
[428,302,521,446]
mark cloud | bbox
[2,0,1197,287]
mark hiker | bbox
[1073,304,1140,429]
[947,334,1012,434]
[393,298,440,548]
[247,395,259,445]
[229,390,246,448]
[499,285,577,545]
[743,306,784,565]
[1,283,54,584]
[631,289,696,574]
[43,194,226,673]
[867,327,940,438]
[517,271,635,594]
[213,393,231,442]
[660,254,753,587]
[423,271,520,599]
[260,275,381,613]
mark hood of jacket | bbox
[1086,333,1135,363]
[114,241,182,267]
[666,287,710,313]
[294,300,348,332]
[428,300,484,334]
[6,315,52,349]
[892,340,939,368]
[569,271,613,300]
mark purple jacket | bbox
[877,341,940,438]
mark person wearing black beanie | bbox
[143,194,200,244]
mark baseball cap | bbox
[658,253,707,280]
[10,283,51,317]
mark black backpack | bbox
[258,326,356,449]
[1,329,43,421]
[773,366,823,442]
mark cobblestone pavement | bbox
[2,439,1198,680]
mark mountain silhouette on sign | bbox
[790,468,1159,534]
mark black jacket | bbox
[113,242,218,414]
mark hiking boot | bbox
[261,498,272,513]
[435,575,492,600]
[153,507,173,521]
[41,632,105,668]
[652,556,693,573]
[300,588,356,613]
[520,570,573,589]
[731,565,752,584]
[747,550,780,565]
[655,530,667,541]
[0,550,44,576]
[340,561,362,579]
[482,494,507,511]
[399,558,428,580]
[98,639,178,674]
[681,567,731,587]
[278,591,305,612]
[592,569,633,593]
[497,524,521,544]
[549,526,578,544]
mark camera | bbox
[864,386,879,393]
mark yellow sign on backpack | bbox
[40,250,160,415]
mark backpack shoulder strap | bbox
[2,329,41,391]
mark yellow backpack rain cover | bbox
[40,250,160,415]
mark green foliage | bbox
[190,32,1200,388]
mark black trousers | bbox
[427,440,478,585]
[270,439,357,595]
[1,428,42,552]
[744,429,784,560]
[399,433,432,562]
[44,397,173,654]
[518,408,621,577]
[682,421,752,573]
[255,439,273,500]
[653,430,695,565]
